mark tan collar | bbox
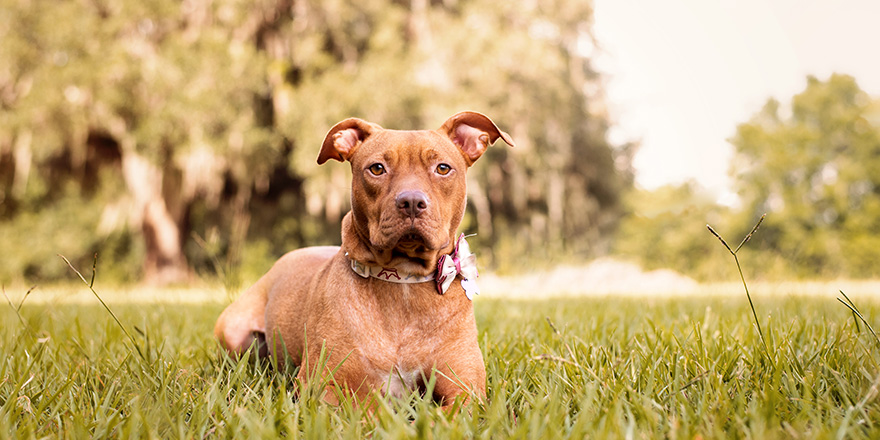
[347,234,480,299]
[348,258,435,283]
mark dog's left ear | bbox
[440,111,515,165]
[318,118,382,164]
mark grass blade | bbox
[59,254,147,362]
[708,215,770,362]
[838,290,880,351]
[734,213,766,253]
[706,225,733,254]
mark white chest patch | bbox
[381,368,421,398]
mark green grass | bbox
[2,289,880,438]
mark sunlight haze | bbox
[593,0,880,204]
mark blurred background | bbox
[1,0,879,288]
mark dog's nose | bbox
[396,190,429,218]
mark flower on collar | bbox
[347,233,480,300]
[436,234,480,299]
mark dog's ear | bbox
[318,118,381,164]
[440,111,515,165]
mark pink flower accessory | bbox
[436,234,480,299]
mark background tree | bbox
[612,74,880,281]
[613,182,731,281]
[1,0,293,284]
[0,0,631,285]
[730,74,880,278]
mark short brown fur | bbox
[214,111,514,408]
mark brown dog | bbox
[214,111,514,408]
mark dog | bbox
[214,111,514,409]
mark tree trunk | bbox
[12,129,32,199]
[467,177,493,238]
[223,187,252,291]
[121,148,190,284]
[141,197,190,284]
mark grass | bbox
[2,284,880,438]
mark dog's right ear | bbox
[317,118,380,164]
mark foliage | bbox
[2,288,880,438]
[613,182,736,281]
[615,74,880,281]
[0,171,141,285]
[730,74,880,278]
[0,0,631,284]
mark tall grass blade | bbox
[733,251,769,359]
[734,213,766,253]
[89,253,97,288]
[59,254,147,362]
[837,290,880,351]
[706,225,733,254]
[3,286,32,330]
[707,214,770,362]
[17,285,36,312]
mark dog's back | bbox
[214,246,338,358]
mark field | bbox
[2,281,880,439]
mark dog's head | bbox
[318,111,514,276]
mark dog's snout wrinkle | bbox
[396,190,428,218]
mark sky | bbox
[592,0,880,205]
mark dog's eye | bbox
[368,163,386,176]
[435,163,452,175]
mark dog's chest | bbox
[380,367,421,397]
[355,284,452,385]
[373,283,449,345]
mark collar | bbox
[348,234,480,300]
[349,259,436,283]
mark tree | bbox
[0,0,631,284]
[1,0,291,284]
[612,182,731,281]
[730,74,880,277]
[421,0,633,267]
[270,0,634,267]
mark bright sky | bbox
[592,0,880,204]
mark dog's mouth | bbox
[392,229,448,255]
[390,231,453,272]
[397,232,426,246]
[367,213,450,269]
[393,232,433,255]
[360,223,452,275]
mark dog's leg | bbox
[431,349,487,410]
[214,278,270,357]
[217,246,338,359]
[294,344,377,407]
